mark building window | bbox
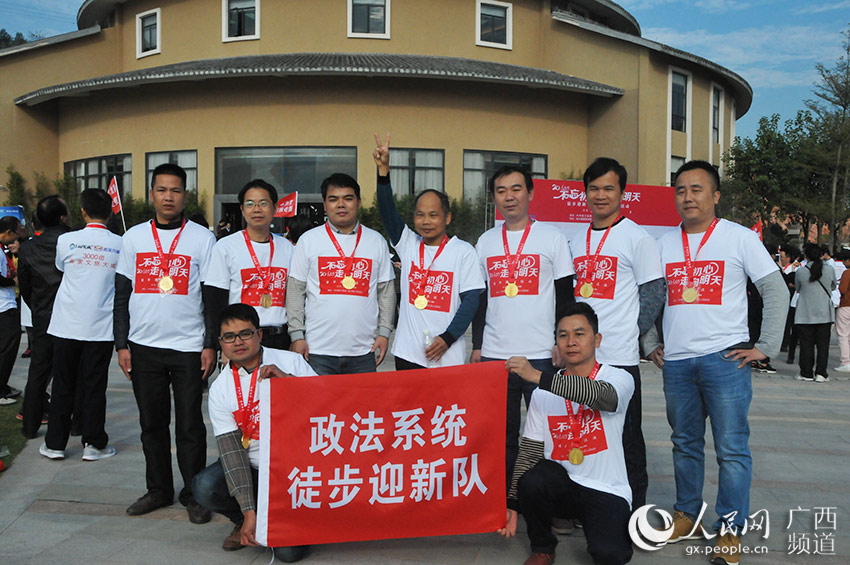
[215,147,357,196]
[64,154,132,199]
[223,0,259,42]
[670,156,685,186]
[146,151,198,198]
[477,1,512,50]
[349,0,390,39]
[136,9,161,58]
[388,149,444,197]
[712,87,722,144]
[463,150,546,202]
[671,71,687,132]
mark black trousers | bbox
[394,356,425,370]
[518,459,633,565]
[45,338,113,450]
[129,342,207,503]
[796,323,832,378]
[260,324,290,350]
[21,324,54,437]
[614,364,647,509]
[0,308,20,396]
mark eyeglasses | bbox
[243,200,273,209]
[218,329,259,343]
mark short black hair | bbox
[414,189,450,216]
[150,163,187,190]
[219,303,260,333]
[321,173,360,200]
[0,216,21,234]
[36,195,68,227]
[80,188,112,220]
[583,157,627,192]
[557,302,599,334]
[488,165,534,195]
[674,160,720,192]
[238,179,279,205]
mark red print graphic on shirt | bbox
[240,267,288,307]
[232,400,260,441]
[134,252,191,295]
[548,409,608,460]
[666,260,725,306]
[317,257,372,297]
[408,264,453,313]
[573,255,619,300]
[487,254,540,297]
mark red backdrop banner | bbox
[256,361,508,547]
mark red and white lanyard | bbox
[583,216,622,282]
[564,363,601,439]
[501,220,533,284]
[680,218,718,288]
[150,219,187,276]
[325,222,362,276]
[414,236,449,296]
[243,230,275,293]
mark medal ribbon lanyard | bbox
[582,215,622,287]
[86,223,108,230]
[680,218,718,290]
[414,236,449,298]
[243,230,275,294]
[325,222,362,278]
[232,364,260,446]
[150,219,187,279]
[501,220,533,286]
[563,363,601,447]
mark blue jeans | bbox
[662,349,752,531]
[308,352,377,376]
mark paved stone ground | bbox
[1,334,848,564]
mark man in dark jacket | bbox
[18,195,71,438]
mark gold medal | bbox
[260,293,273,308]
[579,282,594,298]
[158,275,174,291]
[414,295,428,310]
[505,282,519,298]
[342,275,356,290]
[682,286,699,303]
[241,434,250,449]
[568,447,584,465]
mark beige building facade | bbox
[0,0,751,226]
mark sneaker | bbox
[834,364,850,373]
[1,386,21,398]
[759,362,777,374]
[38,442,65,460]
[186,497,212,524]
[551,517,574,535]
[815,374,828,383]
[795,374,814,382]
[711,532,741,564]
[21,349,30,358]
[667,511,707,543]
[222,523,245,551]
[82,444,116,461]
[523,553,555,565]
[0,394,17,406]
[126,491,172,516]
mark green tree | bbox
[0,29,28,49]
[5,165,32,220]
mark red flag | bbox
[751,221,763,241]
[274,192,298,217]
[107,176,121,214]
[257,361,507,547]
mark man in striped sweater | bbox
[498,302,634,565]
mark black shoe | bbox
[760,362,777,374]
[126,491,173,516]
[186,498,212,524]
[21,349,30,358]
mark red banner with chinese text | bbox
[256,362,507,547]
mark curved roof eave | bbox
[77,0,129,29]
[552,11,752,117]
[14,52,624,107]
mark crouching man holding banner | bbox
[193,304,316,562]
[499,302,634,565]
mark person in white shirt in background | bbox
[39,189,122,461]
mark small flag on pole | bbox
[275,192,298,218]
[107,176,127,232]
[751,221,763,241]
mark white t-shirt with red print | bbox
[288,223,394,357]
[205,231,294,327]
[523,364,634,506]
[569,217,663,365]
[658,219,779,361]
[116,219,215,352]
[476,221,574,359]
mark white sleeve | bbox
[375,235,395,283]
[289,237,310,282]
[208,380,239,437]
[741,229,779,283]
[204,239,231,290]
[458,243,486,293]
[604,368,635,415]
[522,390,548,442]
[116,232,135,279]
[198,230,216,283]
[632,233,664,285]
[54,237,67,272]
[551,229,575,279]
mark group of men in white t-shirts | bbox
[14,144,789,565]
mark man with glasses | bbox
[193,303,315,561]
[114,163,217,522]
[206,179,294,350]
